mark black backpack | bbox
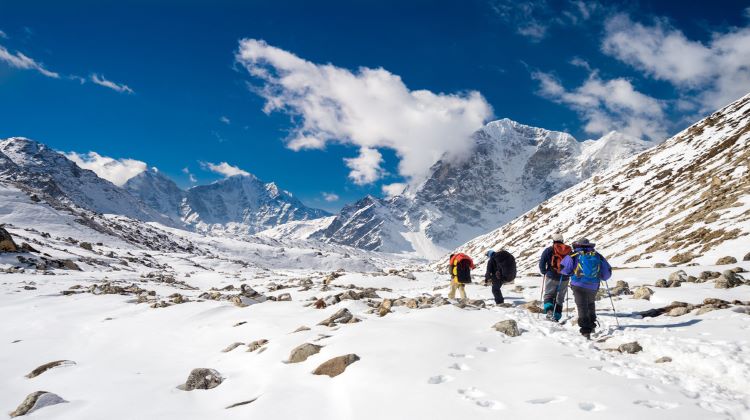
[494,250,517,283]
[456,259,473,284]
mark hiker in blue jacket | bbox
[560,238,612,339]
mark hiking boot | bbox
[545,310,553,320]
[582,332,591,340]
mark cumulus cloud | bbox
[220,116,231,124]
[235,39,492,186]
[200,161,250,178]
[382,183,407,199]
[65,151,147,186]
[0,44,59,78]
[322,192,339,202]
[602,13,750,111]
[90,74,134,94]
[532,70,667,140]
[489,0,601,42]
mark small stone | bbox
[520,301,543,313]
[653,263,667,268]
[293,325,311,333]
[492,319,521,337]
[10,391,66,417]
[221,342,244,353]
[312,354,360,377]
[79,242,93,251]
[247,339,268,352]
[668,307,690,317]
[60,260,81,271]
[276,293,292,302]
[378,299,392,317]
[632,286,654,300]
[288,343,322,363]
[181,368,222,391]
[654,356,672,363]
[25,360,76,378]
[743,252,750,262]
[618,342,643,354]
[716,256,737,265]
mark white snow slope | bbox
[449,92,750,273]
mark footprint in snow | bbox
[476,346,495,353]
[526,396,568,405]
[634,400,680,409]
[448,352,475,359]
[578,402,606,412]
[643,384,665,395]
[458,388,505,410]
[448,362,471,371]
[427,374,454,384]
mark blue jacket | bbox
[538,244,570,279]
[560,246,612,290]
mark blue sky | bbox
[1,0,749,211]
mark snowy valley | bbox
[1,94,750,420]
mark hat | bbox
[486,249,495,258]
[551,233,564,243]
[573,238,595,248]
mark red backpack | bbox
[551,243,572,274]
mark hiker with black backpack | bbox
[560,239,612,339]
[538,234,572,322]
[484,249,517,305]
[448,253,475,300]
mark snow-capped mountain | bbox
[124,168,187,221]
[450,92,750,272]
[0,137,175,225]
[317,120,653,258]
[181,174,330,235]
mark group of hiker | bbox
[448,235,612,339]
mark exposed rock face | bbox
[312,354,360,377]
[492,320,521,337]
[288,343,322,363]
[182,368,223,391]
[716,256,738,265]
[10,391,66,417]
[0,226,18,252]
[618,342,643,354]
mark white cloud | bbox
[322,192,339,202]
[220,116,231,124]
[0,44,59,78]
[65,151,147,186]
[602,13,750,111]
[90,74,134,94]
[382,183,407,199]
[200,161,250,178]
[489,0,600,42]
[182,167,197,183]
[235,39,492,186]
[344,148,383,185]
[532,70,667,140]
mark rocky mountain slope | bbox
[317,120,653,258]
[450,93,750,272]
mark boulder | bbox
[653,263,667,268]
[744,252,750,262]
[318,308,357,326]
[60,260,81,271]
[312,354,360,377]
[668,270,688,283]
[0,226,18,252]
[716,256,737,265]
[292,326,311,333]
[221,342,244,353]
[247,339,269,352]
[492,320,521,337]
[520,301,543,313]
[715,273,742,289]
[182,368,223,391]
[79,242,93,251]
[618,342,643,354]
[654,279,668,288]
[667,307,690,317]
[10,391,66,417]
[696,305,719,315]
[288,343,322,363]
[654,356,672,363]
[632,286,654,300]
[276,293,292,302]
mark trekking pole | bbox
[538,276,545,319]
[603,280,620,328]
[565,279,570,322]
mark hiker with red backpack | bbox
[448,253,475,300]
[538,234,572,322]
[484,249,517,305]
[560,238,612,339]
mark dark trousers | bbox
[491,281,504,304]
[572,285,598,335]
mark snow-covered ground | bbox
[2,227,749,419]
